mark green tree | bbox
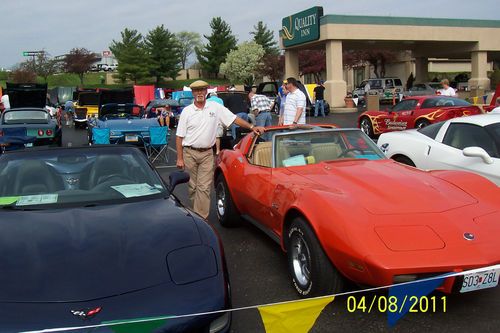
[110,28,150,84]
[33,52,60,82]
[251,21,279,56]
[145,25,181,83]
[196,17,237,77]
[220,41,265,86]
[64,48,99,85]
[176,31,201,70]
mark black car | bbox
[0,146,231,332]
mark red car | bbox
[358,96,481,138]
[215,125,500,297]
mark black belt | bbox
[184,146,213,152]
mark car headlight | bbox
[166,245,218,285]
[110,131,118,136]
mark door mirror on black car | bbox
[169,171,190,192]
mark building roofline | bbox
[320,14,500,28]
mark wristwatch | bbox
[250,124,255,130]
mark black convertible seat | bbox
[88,155,128,188]
[12,160,64,195]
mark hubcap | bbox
[291,233,311,287]
[216,183,226,217]
[361,120,370,134]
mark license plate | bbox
[460,268,500,293]
[125,135,139,142]
[25,143,33,148]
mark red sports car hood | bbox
[291,159,477,215]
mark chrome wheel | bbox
[360,119,371,135]
[291,233,311,287]
[216,182,226,218]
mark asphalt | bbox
[62,112,500,333]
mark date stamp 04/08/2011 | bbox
[346,295,447,314]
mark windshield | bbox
[3,110,49,124]
[274,129,385,168]
[485,123,500,153]
[100,104,143,119]
[0,148,167,209]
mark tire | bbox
[286,217,344,297]
[415,119,430,129]
[360,117,374,138]
[215,174,240,227]
[392,155,416,167]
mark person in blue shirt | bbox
[63,100,75,126]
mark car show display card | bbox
[0,196,20,205]
[17,194,58,206]
[112,183,162,198]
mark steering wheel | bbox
[97,174,135,184]
[339,148,364,158]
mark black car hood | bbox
[0,198,201,302]
[6,83,47,108]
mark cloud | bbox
[1,0,499,68]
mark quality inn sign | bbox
[282,7,323,47]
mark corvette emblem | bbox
[71,307,102,320]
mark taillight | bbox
[38,129,44,136]
[46,129,53,136]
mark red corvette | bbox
[358,96,481,138]
[215,125,500,297]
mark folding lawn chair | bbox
[145,126,169,164]
[91,128,110,145]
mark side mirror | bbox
[169,171,190,192]
[463,147,494,164]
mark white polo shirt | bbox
[439,87,457,97]
[176,101,236,148]
[283,89,307,125]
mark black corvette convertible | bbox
[0,146,230,332]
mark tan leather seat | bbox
[311,143,342,162]
[252,142,273,167]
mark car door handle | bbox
[271,203,279,209]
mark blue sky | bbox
[2,0,499,68]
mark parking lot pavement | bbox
[62,115,500,332]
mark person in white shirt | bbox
[283,77,307,125]
[176,80,265,219]
[491,97,500,114]
[438,79,457,97]
[1,95,10,111]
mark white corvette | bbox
[378,114,500,185]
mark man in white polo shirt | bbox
[176,80,265,219]
[283,77,307,125]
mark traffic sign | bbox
[22,51,44,57]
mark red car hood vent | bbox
[293,160,477,215]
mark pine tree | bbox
[144,25,182,83]
[110,29,150,84]
[251,21,279,56]
[196,17,237,77]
